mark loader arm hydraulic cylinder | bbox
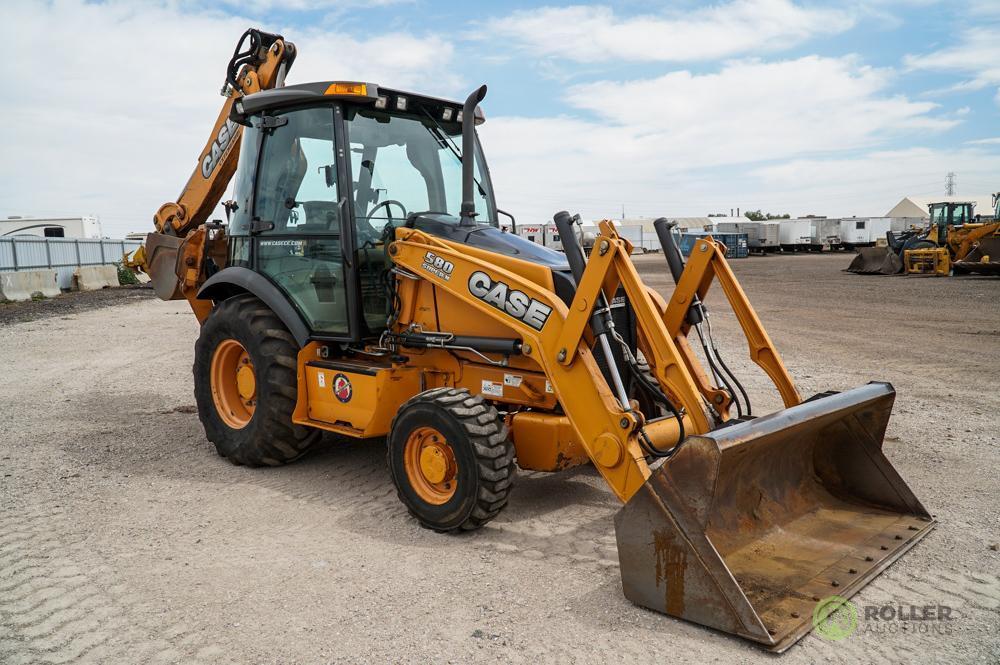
[553,210,632,411]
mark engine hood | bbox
[407,213,570,270]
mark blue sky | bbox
[4,0,1000,236]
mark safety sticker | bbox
[317,372,326,388]
[481,380,504,398]
[545,380,554,394]
[503,373,523,388]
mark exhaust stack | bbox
[459,85,487,226]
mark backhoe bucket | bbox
[144,232,185,300]
[614,382,933,652]
[846,247,902,274]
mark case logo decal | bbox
[333,373,353,403]
[201,119,238,179]
[468,270,552,331]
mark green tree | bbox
[744,210,790,221]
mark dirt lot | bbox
[1,254,997,664]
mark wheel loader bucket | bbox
[144,232,185,300]
[614,382,933,652]
[953,236,1000,275]
[846,247,902,274]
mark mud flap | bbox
[145,232,185,300]
[614,382,933,652]
[846,248,902,274]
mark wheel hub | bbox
[236,364,256,401]
[404,426,457,504]
[210,338,256,429]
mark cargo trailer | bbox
[778,219,815,251]
[810,218,843,251]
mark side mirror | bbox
[498,209,516,234]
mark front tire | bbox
[387,388,515,532]
[194,294,319,466]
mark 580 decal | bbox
[420,251,454,281]
[468,271,552,331]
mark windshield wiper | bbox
[420,108,488,199]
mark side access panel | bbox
[299,359,423,437]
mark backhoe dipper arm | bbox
[153,29,295,236]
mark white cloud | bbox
[479,56,956,222]
[905,27,1000,99]
[0,1,458,237]
[750,147,1000,214]
[216,0,411,10]
[481,0,855,63]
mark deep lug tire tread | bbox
[194,294,319,466]
[387,388,515,533]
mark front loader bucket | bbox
[846,247,902,274]
[614,383,933,652]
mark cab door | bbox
[249,105,353,337]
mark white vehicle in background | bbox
[778,219,816,252]
[1,215,103,239]
[516,224,545,245]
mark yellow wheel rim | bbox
[210,339,256,429]
[404,426,458,505]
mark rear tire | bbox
[388,388,515,532]
[194,294,320,466]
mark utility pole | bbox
[945,172,956,196]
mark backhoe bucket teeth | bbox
[846,247,902,274]
[144,232,185,301]
[614,382,933,652]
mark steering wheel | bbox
[358,199,408,245]
[367,199,408,223]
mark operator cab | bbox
[224,80,565,342]
[929,201,975,228]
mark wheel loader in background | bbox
[847,199,1000,275]
[141,29,934,652]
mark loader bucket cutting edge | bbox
[614,382,934,652]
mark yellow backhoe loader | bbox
[141,29,933,652]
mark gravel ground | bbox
[0,285,155,327]
[0,253,997,664]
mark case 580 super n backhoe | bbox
[141,29,934,651]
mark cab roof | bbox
[232,81,485,126]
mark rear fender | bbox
[197,267,310,347]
